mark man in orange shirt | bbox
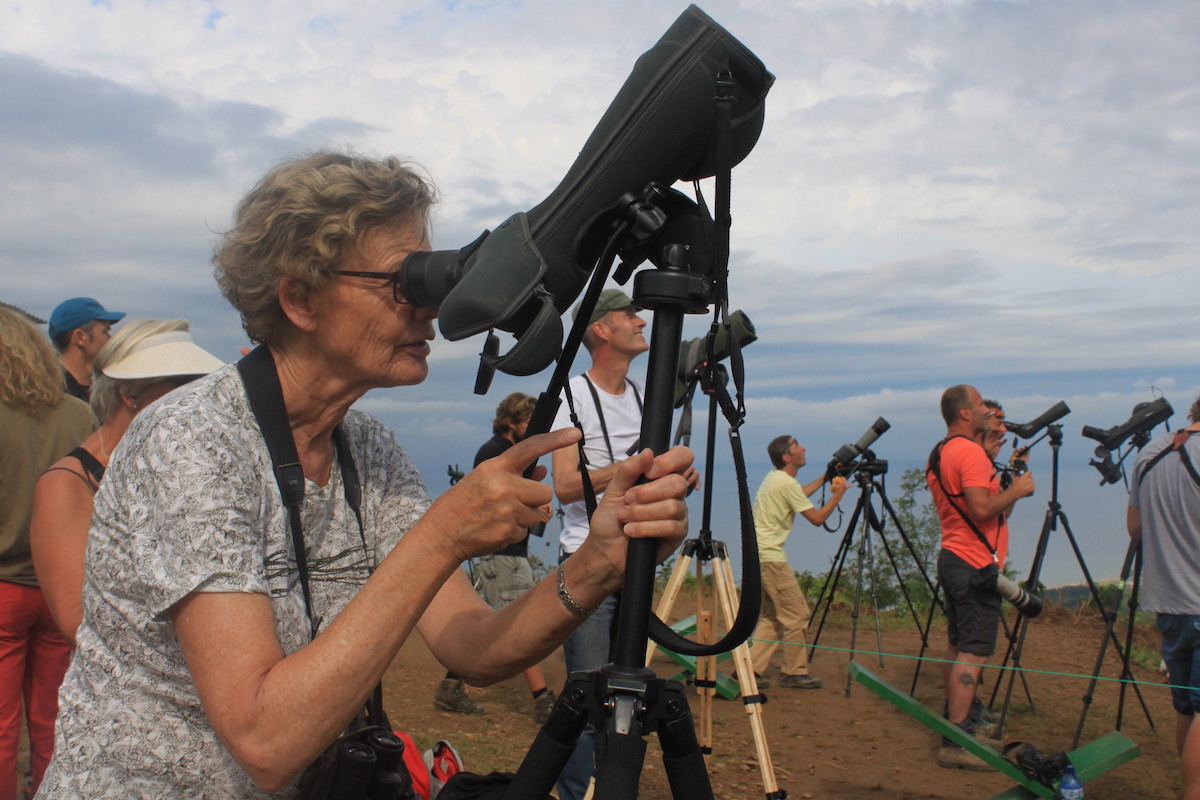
[926,385,1035,770]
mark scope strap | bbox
[646,371,763,657]
[642,64,761,656]
[1137,429,1200,488]
[927,436,1000,563]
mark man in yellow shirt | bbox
[748,436,848,688]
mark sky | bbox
[2,0,1197,591]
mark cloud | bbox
[1,0,1197,590]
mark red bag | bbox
[424,739,465,799]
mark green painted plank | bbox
[848,662,1139,800]
[849,661,1055,799]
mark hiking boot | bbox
[779,673,823,690]
[937,718,1000,771]
[973,698,1001,725]
[941,719,1002,751]
[942,698,1001,733]
[532,690,556,724]
[434,678,485,715]
[937,742,994,772]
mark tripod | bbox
[989,424,1154,738]
[504,197,763,798]
[646,365,784,800]
[1072,536,1155,747]
[809,464,941,696]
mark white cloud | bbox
[2,0,1196,590]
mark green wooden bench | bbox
[848,661,1140,800]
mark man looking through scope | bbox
[983,400,1032,489]
[926,385,1035,771]
[746,436,848,689]
[1127,392,1200,800]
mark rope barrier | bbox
[738,635,1178,692]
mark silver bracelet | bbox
[557,563,599,618]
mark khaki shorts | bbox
[478,554,536,608]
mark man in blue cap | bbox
[48,298,125,401]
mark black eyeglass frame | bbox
[330,270,411,305]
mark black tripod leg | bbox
[911,579,942,696]
[503,673,594,800]
[1116,543,1155,732]
[808,494,864,660]
[1056,512,1156,731]
[594,732,648,800]
[1072,540,1137,748]
[656,682,715,800]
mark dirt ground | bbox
[14,599,1177,798]
[383,601,1178,799]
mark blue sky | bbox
[2,0,1197,588]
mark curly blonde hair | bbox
[214,150,438,345]
[0,307,65,413]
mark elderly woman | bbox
[0,307,95,800]
[36,152,691,799]
[30,319,223,646]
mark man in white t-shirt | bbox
[549,288,696,800]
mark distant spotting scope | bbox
[1005,401,1070,439]
[1082,397,1174,452]
[829,417,891,474]
[674,309,757,405]
[396,5,774,377]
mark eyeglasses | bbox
[331,270,410,305]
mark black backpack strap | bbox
[927,436,999,562]
[1138,429,1200,488]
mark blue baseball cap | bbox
[48,297,126,339]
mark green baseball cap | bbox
[572,288,639,326]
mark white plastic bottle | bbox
[1059,764,1084,799]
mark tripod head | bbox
[827,417,891,480]
[1084,397,1174,486]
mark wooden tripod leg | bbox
[645,553,694,667]
[697,610,715,756]
[713,555,783,799]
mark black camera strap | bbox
[237,345,386,727]
[927,436,1000,564]
[557,372,643,549]
[581,372,642,463]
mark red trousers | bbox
[0,581,70,800]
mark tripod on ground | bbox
[1071,423,1163,747]
[1072,537,1155,747]
[808,460,941,696]
[647,364,783,800]
[990,424,1154,739]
